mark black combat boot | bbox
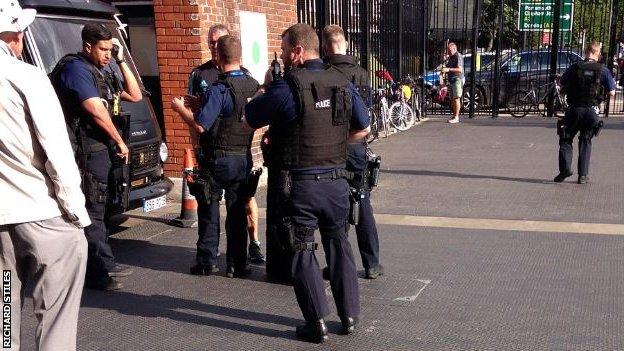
[296,319,328,343]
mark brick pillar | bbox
[154,0,298,177]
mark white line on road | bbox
[258,209,624,235]
[394,279,431,302]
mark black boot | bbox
[296,319,328,343]
[190,263,219,276]
[340,316,358,335]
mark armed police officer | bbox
[51,24,142,290]
[245,23,370,343]
[188,24,265,265]
[555,41,616,184]
[322,25,383,279]
[172,35,258,278]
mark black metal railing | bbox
[298,0,623,118]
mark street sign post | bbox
[518,0,574,32]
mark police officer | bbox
[51,24,142,290]
[555,41,616,184]
[245,23,370,343]
[172,35,258,278]
[188,24,265,265]
[322,25,383,279]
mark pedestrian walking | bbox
[441,42,463,123]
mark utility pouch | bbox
[367,155,382,189]
[188,173,212,204]
[592,120,604,138]
[556,119,565,137]
[83,172,108,205]
[349,188,362,226]
[331,86,352,126]
[245,168,263,198]
[277,170,291,200]
[109,162,130,213]
[277,217,295,252]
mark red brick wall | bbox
[153,0,297,176]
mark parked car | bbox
[464,50,583,109]
[19,0,173,213]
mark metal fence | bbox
[298,0,624,118]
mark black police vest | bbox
[50,54,120,154]
[272,65,352,169]
[566,61,605,107]
[326,55,371,104]
[206,73,259,153]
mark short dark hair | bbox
[322,24,345,45]
[282,23,319,55]
[81,24,112,46]
[216,35,242,64]
[208,24,229,37]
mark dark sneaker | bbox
[365,265,384,279]
[190,263,219,276]
[554,171,573,183]
[86,277,123,291]
[248,242,266,264]
[578,175,589,184]
[296,319,328,343]
[226,265,252,278]
[108,264,134,278]
[340,316,359,335]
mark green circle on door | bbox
[252,42,261,64]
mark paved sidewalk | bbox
[16,116,624,350]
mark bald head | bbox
[322,24,347,55]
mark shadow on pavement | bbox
[81,291,300,340]
[383,169,550,185]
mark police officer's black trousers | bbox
[558,107,599,177]
[288,178,360,322]
[346,143,381,271]
[354,191,380,271]
[197,155,250,269]
[83,149,117,285]
[265,167,293,280]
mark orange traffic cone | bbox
[170,148,198,228]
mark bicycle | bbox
[507,76,567,118]
[375,70,416,131]
[367,88,391,143]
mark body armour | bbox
[326,54,371,105]
[204,73,259,153]
[50,53,121,154]
[271,65,352,169]
[566,60,605,107]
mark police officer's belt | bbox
[211,149,247,158]
[290,169,354,181]
[293,242,319,251]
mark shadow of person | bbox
[383,169,550,185]
[81,291,301,341]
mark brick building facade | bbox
[152,0,297,176]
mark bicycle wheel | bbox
[366,108,379,143]
[389,101,415,131]
[507,90,532,118]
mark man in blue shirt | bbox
[52,24,142,291]
[245,23,370,343]
[172,35,259,278]
[555,41,616,184]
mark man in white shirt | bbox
[0,2,89,350]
